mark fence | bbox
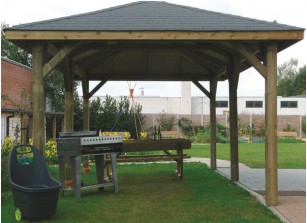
[142,113,306,139]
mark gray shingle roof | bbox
[9,1,304,31]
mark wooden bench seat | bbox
[161,130,182,139]
[277,131,298,138]
[117,154,191,162]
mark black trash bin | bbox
[8,145,61,221]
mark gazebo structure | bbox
[4,1,304,206]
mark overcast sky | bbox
[1,0,306,97]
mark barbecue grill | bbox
[56,131,123,198]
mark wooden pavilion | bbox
[4,1,304,206]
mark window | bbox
[246,101,263,108]
[280,101,298,108]
[216,101,228,108]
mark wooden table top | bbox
[122,138,191,152]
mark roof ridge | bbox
[8,1,303,31]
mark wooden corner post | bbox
[32,42,46,153]
[63,58,74,187]
[82,77,90,174]
[228,56,240,181]
[265,42,278,206]
[210,76,217,170]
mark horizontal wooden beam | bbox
[5,30,304,41]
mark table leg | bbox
[110,153,118,193]
[58,156,65,195]
[176,149,183,180]
[71,156,81,198]
[95,154,105,190]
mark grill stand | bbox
[58,152,118,198]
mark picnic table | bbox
[120,139,191,179]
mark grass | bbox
[1,163,281,223]
[187,143,306,168]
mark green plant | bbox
[156,114,175,131]
[302,116,306,134]
[283,124,296,132]
[277,137,301,143]
[239,123,252,136]
[178,117,193,136]
[1,137,13,158]
[44,139,58,164]
[90,95,144,139]
[1,137,13,194]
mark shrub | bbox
[1,137,13,194]
[178,117,193,136]
[277,137,301,143]
[44,139,58,164]
[192,126,229,144]
[156,114,175,131]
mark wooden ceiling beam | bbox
[221,42,267,78]
[88,80,107,98]
[72,49,102,62]
[184,50,225,68]
[178,51,217,74]
[80,50,120,71]
[43,42,83,77]
[192,81,211,98]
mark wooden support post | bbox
[82,78,91,174]
[63,58,74,187]
[265,43,278,206]
[228,56,240,181]
[210,76,217,170]
[64,92,74,131]
[83,98,90,131]
[52,116,57,139]
[32,42,45,153]
[192,80,217,170]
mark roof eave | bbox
[4,30,304,41]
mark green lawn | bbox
[187,143,306,168]
[2,163,281,223]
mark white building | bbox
[92,95,305,116]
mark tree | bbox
[89,95,144,139]
[89,97,103,131]
[293,65,306,95]
[45,70,65,112]
[277,58,306,96]
[44,70,83,131]
[1,22,32,66]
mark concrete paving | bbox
[185,158,306,223]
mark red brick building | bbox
[1,57,32,144]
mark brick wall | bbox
[1,58,32,142]
[1,59,32,110]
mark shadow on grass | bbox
[1,163,281,223]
